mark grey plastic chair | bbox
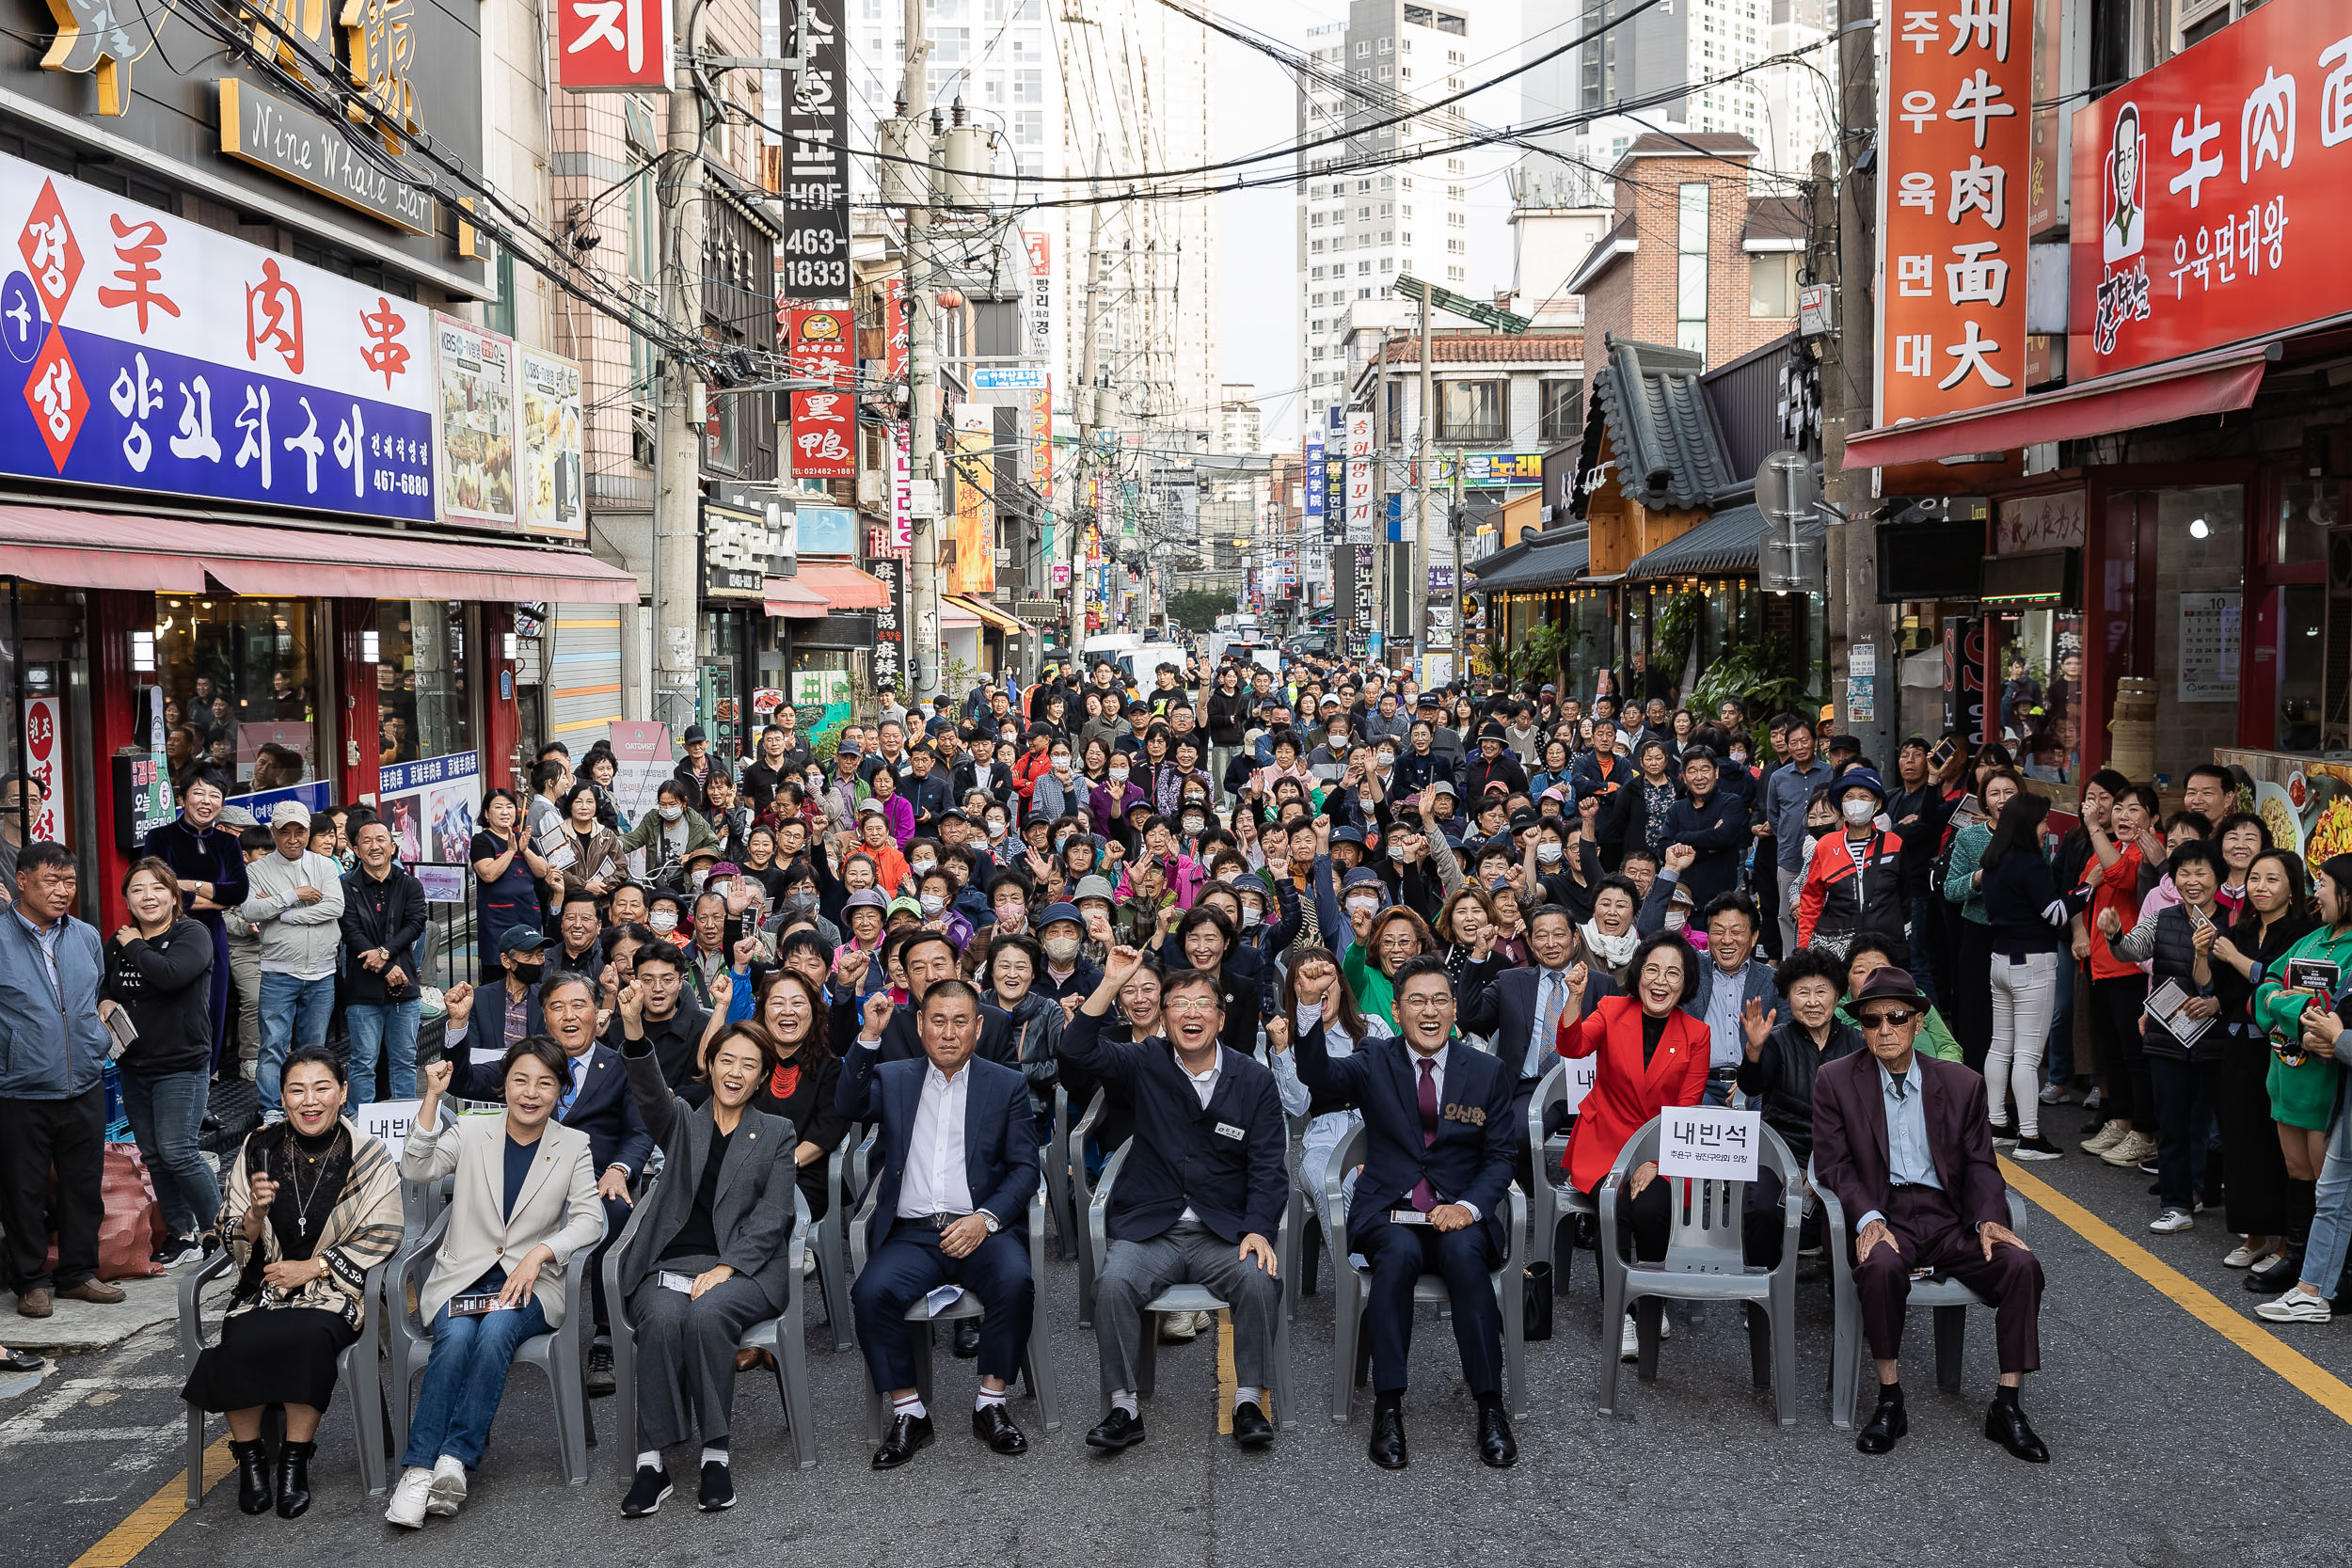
[397,1101,461,1237]
[1596,1117,1803,1425]
[1526,1060,1598,1284]
[385,1203,609,1485]
[1068,1089,1113,1326]
[178,1249,393,1503]
[1086,1141,1295,1430]
[606,1179,818,1471]
[1279,1110,1315,1326]
[810,1136,857,1351]
[1322,1121,1528,1425]
[1044,1085,1076,1259]
[1813,1157,2031,1430]
[849,1176,1059,1443]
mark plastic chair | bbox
[1044,1085,1076,1260]
[177,1249,393,1503]
[1526,1061,1597,1284]
[606,1180,818,1471]
[849,1178,1060,1444]
[1068,1089,1113,1326]
[1322,1121,1528,1425]
[1086,1141,1295,1430]
[385,1204,609,1485]
[1595,1117,1803,1426]
[810,1136,857,1352]
[1813,1158,2031,1430]
[1279,1110,1316,1326]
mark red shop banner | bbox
[1877,1,2031,426]
[787,306,853,479]
[2070,0,2351,378]
[882,277,908,383]
[556,0,676,91]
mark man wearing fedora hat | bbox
[1812,965,2049,1464]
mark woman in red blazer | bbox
[1556,929,1708,1224]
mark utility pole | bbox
[1411,287,1433,684]
[1825,0,1889,765]
[654,15,707,736]
[1069,147,1108,670]
[902,0,939,704]
[1449,451,1464,682]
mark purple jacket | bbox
[876,792,916,847]
[1089,781,1150,839]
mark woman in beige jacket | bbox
[385,1036,604,1528]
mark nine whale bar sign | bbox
[217,76,436,236]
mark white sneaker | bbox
[2148,1209,2195,1234]
[386,1467,434,1528]
[2039,1084,2073,1105]
[426,1454,468,1515]
[1619,1315,1640,1363]
[2255,1289,2332,1324]
[2082,1122,2126,1155]
[2102,1131,2158,1168]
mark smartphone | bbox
[1930,738,1957,768]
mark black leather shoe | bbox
[1985,1398,2050,1463]
[274,1440,314,1519]
[1087,1407,1147,1450]
[697,1459,736,1510]
[231,1438,273,1515]
[1366,1402,1408,1469]
[1476,1402,1517,1468]
[872,1412,934,1469]
[952,1318,982,1358]
[972,1402,1028,1454]
[1232,1401,1274,1449]
[1856,1390,1907,1455]
[2249,1250,2302,1292]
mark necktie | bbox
[1411,1058,1439,1212]
[558,1059,583,1120]
[1529,971,1564,1078]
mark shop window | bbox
[2276,583,2324,752]
[376,601,473,767]
[2275,478,2337,566]
[153,597,323,795]
[1993,609,2085,785]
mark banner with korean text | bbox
[0,152,435,519]
[1877,2,2030,427]
[2069,0,2347,379]
[557,0,675,90]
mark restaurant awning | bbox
[0,505,640,603]
[1624,503,1821,580]
[1841,341,2274,467]
[763,577,829,619]
[1470,534,1589,593]
[950,594,1026,634]
[791,562,891,610]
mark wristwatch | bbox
[978,1211,1002,1235]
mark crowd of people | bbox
[8,641,2352,1508]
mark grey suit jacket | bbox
[403,1112,605,1328]
[616,1041,798,1312]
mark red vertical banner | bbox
[1877,3,2031,428]
[882,277,908,382]
[787,306,853,478]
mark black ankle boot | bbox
[2251,1182,2312,1293]
[274,1440,315,1519]
[231,1438,273,1514]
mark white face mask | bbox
[1183,816,1206,835]
[1242,906,1263,927]
[1052,757,1072,774]
[1665,911,1688,931]
[691,869,709,891]
[919,894,946,917]
[1842,799,1876,825]
[1345,895,1379,918]
[1730,749,1748,765]
[1537,842,1564,865]
[988,820,1009,839]
[1376,752,1396,769]
[658,804,683,823]
[1109,767,1130,783]
[1043,934,1081,964]
[910,857,936,877]
[649,910,678,933]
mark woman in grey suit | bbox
[615,991,798,1517]
[386,1037,604,1529]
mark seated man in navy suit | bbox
[837,979,1040,1469]
[1063,947,1288,1453]
[441,968,653,1392]
[1276,954,1518,1470]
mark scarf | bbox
[220,1117,403,1332]
[1581,920,1638,969]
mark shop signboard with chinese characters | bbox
[378,751,481,868]
[556,0,676,90]
[868,555,906,692]
[786,307,853,478]
[1303,429,1327,538]
[0,153,435,520]
[2069,0,2352,379]
[518,348,584,538]
[1878,0,2030,427]
[432,314,516,528]
[774,0,849,299]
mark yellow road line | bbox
[1216,1308,1236,1433]
[2000,1155,2352,1427]
[71,1435,231,1567]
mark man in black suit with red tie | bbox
[1279,954,1517,1470]
[1812,966,2049,1463]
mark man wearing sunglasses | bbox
[1812,966,2049,1464]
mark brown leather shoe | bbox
[57,1280,126,1306]
[15,1288,54,1319]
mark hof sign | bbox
[775,0,850,299]
[1657,1106,1762,1182]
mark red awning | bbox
[1842,342,2274,467]
[763,577,829,619]
[792,562,891,610]
[0,505,640,603]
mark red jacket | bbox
[1555,993,1708,1196]
[1012,748,1054,803]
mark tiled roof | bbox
[1470,528,1589,592]
[1588,335,1751,513]
[1375,333,1584,365]
[1625,502,1823,580]
[1743,195,1808,245]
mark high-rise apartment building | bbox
[1295,1,1476,434]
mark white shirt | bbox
[1175,1047,1222,1222]
[895,1051,977,1220]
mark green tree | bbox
[1166,589,1231,634]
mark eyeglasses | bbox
[1857,1009,1917,1030]
[1397,992,1453,1011]
[1165,998,1222,1016]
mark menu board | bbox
[2177,592,2240,704]
[433,313,517,528]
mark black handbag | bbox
[1521,1261,1554,1341]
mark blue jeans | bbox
[2299,1098,2352,1296]
[2045,959,2078,1085]
[402,1292,551,1469]
[343,1000,421,1105]
[257,972,337,1113]
[118,1069,220,1238]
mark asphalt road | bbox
[13,1131,2352,1568]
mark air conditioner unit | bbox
[993,549,1011,566]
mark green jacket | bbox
[1342,941,1395,1029]
[1836,996,1963,1062]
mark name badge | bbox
[1440,1102,1486,1128]
[1214,1122,1246,1140]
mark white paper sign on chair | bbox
[1559,1056,1598,1114]
[359,1099,424,1162]
[1657,1107,1761,1182]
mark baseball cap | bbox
[269,800,310,830]
[886,895,922,920]
[1037,901,1083,932]
[499,927,552,956]
[682,725,708,744]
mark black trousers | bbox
[1357,1218,1502,1399]
[0,1088,107,1292]
[1609,1170,1795,1269]
[2087,974,2153,1126]
[1950,920,1994,1075]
